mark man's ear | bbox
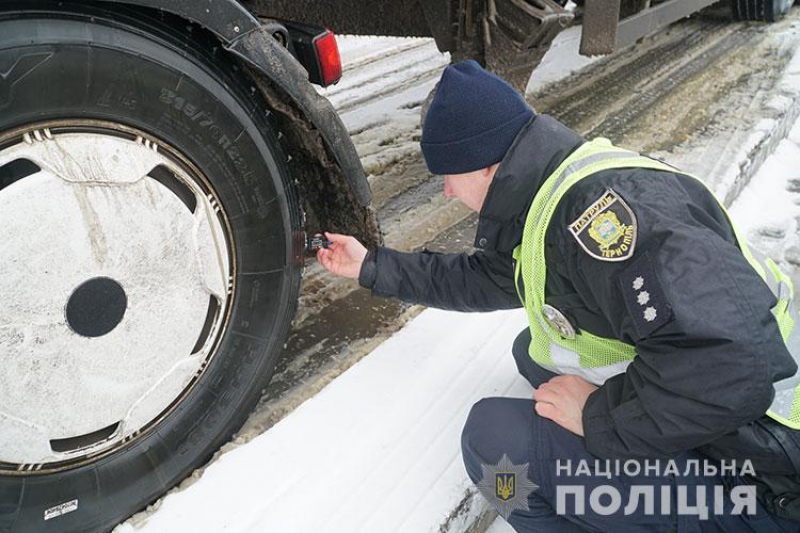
[484,163,500,179]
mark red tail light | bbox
[313,30,342,87]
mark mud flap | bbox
[482,0,573,91]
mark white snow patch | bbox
[779,32,800,92]
[486,516,515,533]
[708,23,800,202]
[116,309,530,533]
[728,119,800,259]
[319,37,449,136]
[726,29,800,263]
[526,25,603,95]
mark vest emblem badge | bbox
[569,189,637,262]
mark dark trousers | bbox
[460,328,797,533]
[511,327,558,389]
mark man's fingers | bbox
[324,232,351,244]
[317,249,341,272]
[534,401,559,421]
[539,378,566,395]
[316,249,332,270]
[533,387,555,404]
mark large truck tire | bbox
[0,6,301,532]
[731,0,794,21]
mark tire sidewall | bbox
[0,12,299,533]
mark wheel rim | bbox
[0,121,234,473]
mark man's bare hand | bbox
[316,232,368,279]
[533,375,598,437]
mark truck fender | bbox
[87,0,261,41]
[83,0,379,246]
[228,25,379,246]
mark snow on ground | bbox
[526,25,603,95]
[727,25,800,238]
[485,517,515,533]
[321,36,448,134]
[702,21,800,205]
[115,309,530,533]
[729,116,800,267]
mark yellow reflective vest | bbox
[512,138,800,429]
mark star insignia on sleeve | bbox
[619,251,673,338]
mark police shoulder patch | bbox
[569,189,637,262]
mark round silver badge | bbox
[542,304,576,340]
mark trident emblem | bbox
[496,473,516,501]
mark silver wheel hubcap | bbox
[0,124,232,470]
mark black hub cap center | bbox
[66,277,128,338]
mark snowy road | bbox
[117,309,530,533]
[117,9,800,533]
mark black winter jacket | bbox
[358,114,800,473]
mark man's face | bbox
[442,164,499,212]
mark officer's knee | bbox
[462,398,494,456]
[461,397,533,483]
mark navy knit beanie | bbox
[421,60,534,175]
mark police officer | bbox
[317,60,800,531]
